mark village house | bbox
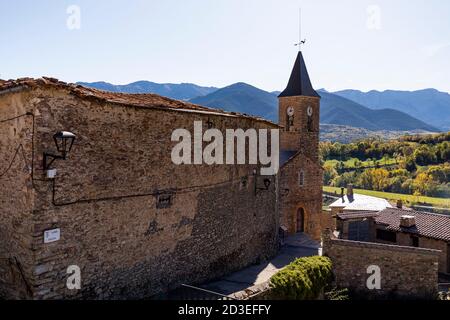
[329,185,392,241]
[0,52,329,299]
[335,207,450,274]
[373,208,450,274]
[327,187,448,297]
[329,184,392,215]
[0,77,280,299]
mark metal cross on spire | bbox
[294,8,306,51]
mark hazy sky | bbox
[1,0,449,93]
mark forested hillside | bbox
[321,132,450,199]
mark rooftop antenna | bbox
[294,8,306,51]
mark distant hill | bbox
[77,81,218,101]
[319,90,438,132]
[76,80,440,133]
[189,82,279,122]
[319,124,435,143]
[189,84,437,132]
[334,89,450,131]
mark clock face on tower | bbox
[307,106,313,117]
[287,106,295,116]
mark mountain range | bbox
[77,81,217,101]
[318,90,437,131]
[189,82,279,122]
[78,80,446,133]
[334,89,450,131]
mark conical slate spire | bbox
[278,51,320,98]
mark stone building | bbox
[0,78,279,299]
[0,51,327,299]
[373,208,450,274]
[329,185,392,216]
[322,229,440,299]
[335,208,450,274]
[278,51,326,240]
[331,185,392,241]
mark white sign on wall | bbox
[44,228,61,243]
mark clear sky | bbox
[1,0,449,93]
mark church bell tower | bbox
[278,51,320,161]
[278,51,325,240]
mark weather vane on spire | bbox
[294,8,306,51]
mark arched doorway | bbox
[296,208,305,233]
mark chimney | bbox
[347,184,354,201]
[397,200,403,209]
[347,184,354,197]
[400,215,416,228]
[341,187,345,202]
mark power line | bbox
[0,112,33,123]
[51,173,274,207]
[0,112,35,182]
[0,144,29,178]
[1,112,275,208]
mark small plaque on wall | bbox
[44,228,60,243]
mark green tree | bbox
[357,168,389,191]
[413,145,437,166]
[323,164,338,186]
[413,173,438,196]
[401,156,417,172]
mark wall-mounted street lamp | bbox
[43,131,76,171]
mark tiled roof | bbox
[329,193,392,211]
[375,208,450,242]
[336,211,380,220]
[278,51,320,98]
[0,77,278,126]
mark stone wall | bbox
[0,86,279,299]
[279,153,325,240]
[278,96,320,161]
[373,225,449,274]
[322,231,440,299]
[278,94,324,240]
[0,92,35,299]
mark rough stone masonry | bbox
[0,78,279,299]
[322,230,440,299]
[0,52,329,299]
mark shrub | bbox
[269,256,333,300]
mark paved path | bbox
[200,233,321,296]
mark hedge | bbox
[269,256,333,300]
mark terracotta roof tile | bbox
[375,208,450,242]
[0,77,279,126]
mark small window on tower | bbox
[299,171,305,187]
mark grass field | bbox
[323,186,450,209]
[324,157,397,169]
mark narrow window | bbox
[299,170,305,187]
[411,236,419,247]
[307,115,313,132]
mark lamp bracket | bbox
[43,152,65,171]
